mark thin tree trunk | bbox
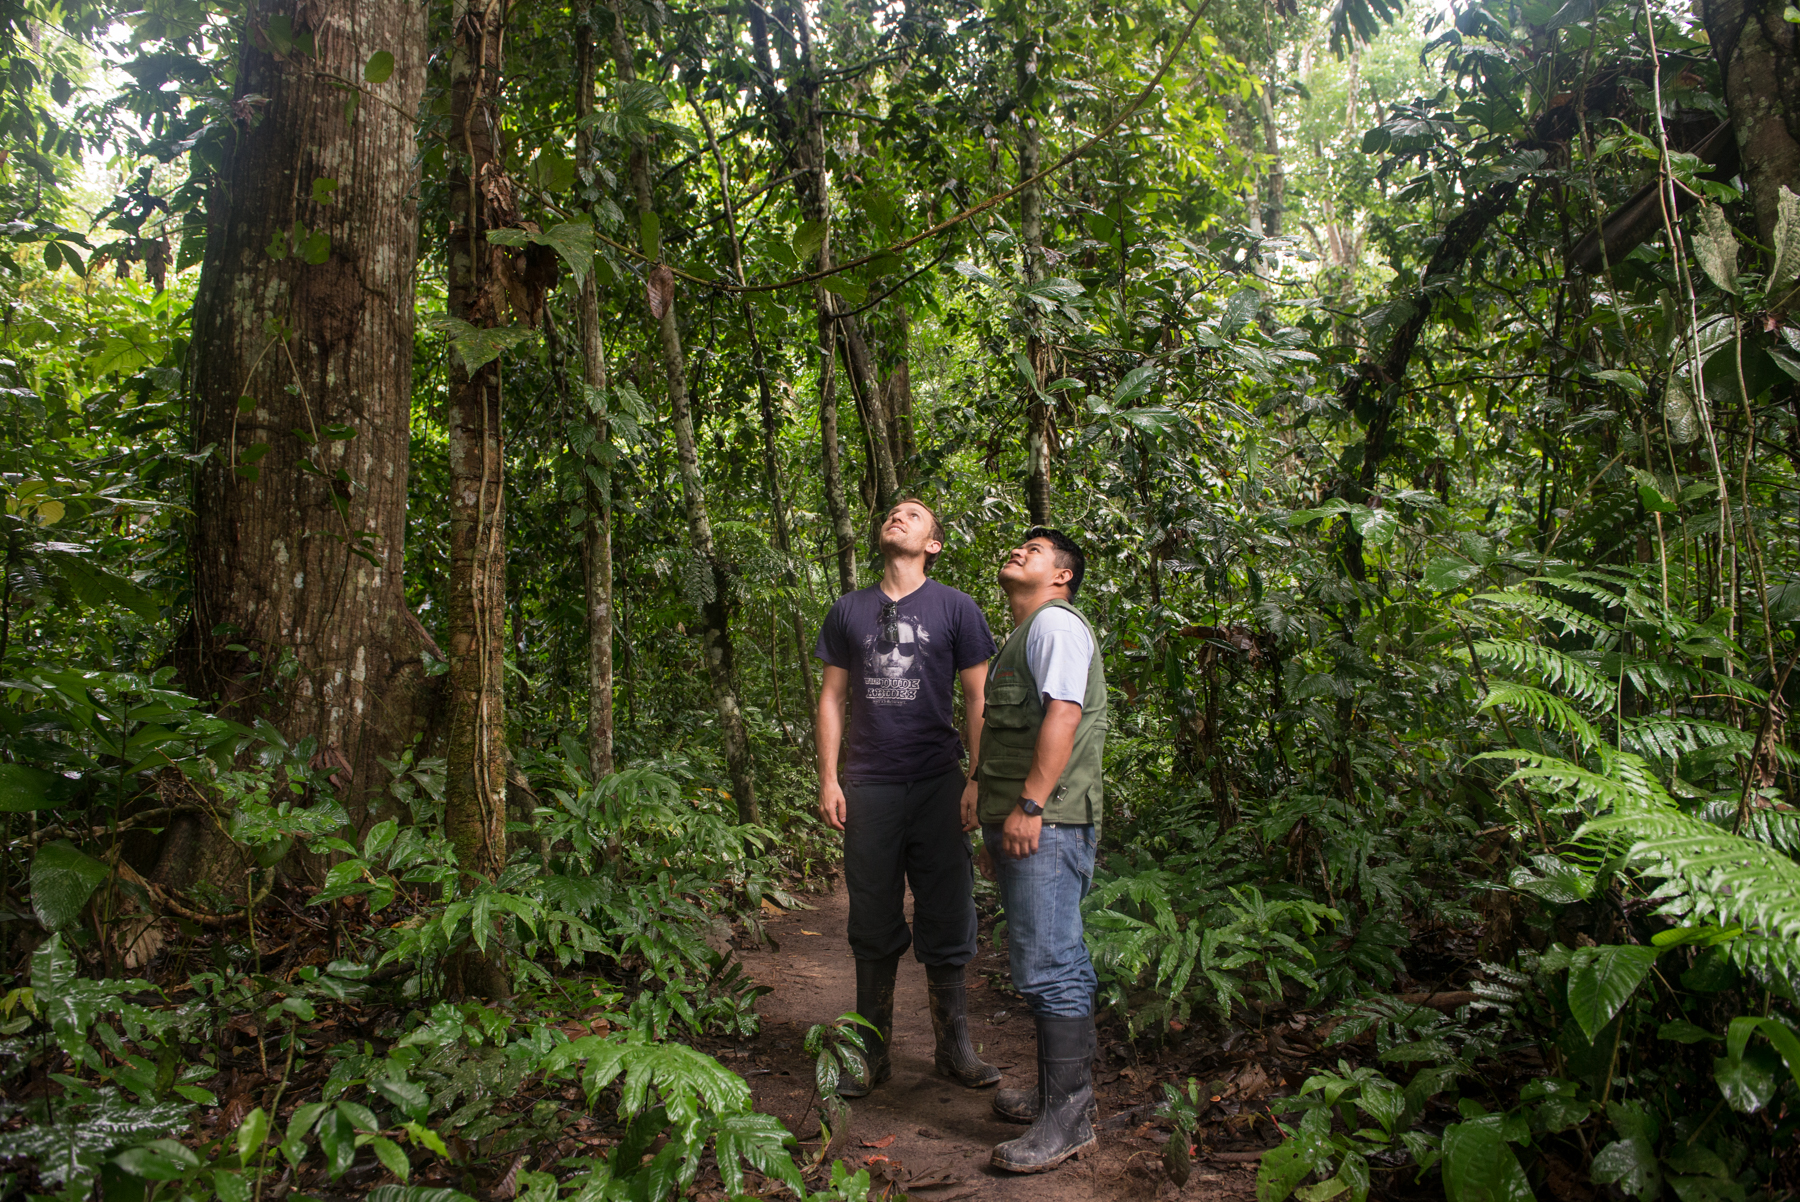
[1701,0,1800,248]
[611,1,758,823]
[1259,77,1285,238]
[819,297,859,593]
[1018,33,1052,525]
[174,0,435,892]
[747,3,859,592]
[692,90,818,728]
[575,0,613,780]
[444,0,512,998]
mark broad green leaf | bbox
[1423,556,1484,591]
[423,313,535,374]
[1567,944,1656,1042]
[213,1169,251,1202]
[1692,204,1738,294]
[1440,1121,1533,1202]
[488,221,594,287]
[1113,364,1160,405]
[638,209,661,258]
[1767,185,1800,297]
[368,1136,410,1181]
[237,1108,269,1166]
[1255,1139,1314,1202]
[32,840,110,930]
[1658,1020,1717,1044]
[317,1106,356,1178]
[374,1079,430,1121]
[114,1140,200,1182]
[363,50,395,83]
[819,276,867,305]
[1349,505,1398,547]
[1638,483,1678,513]
[367,1189,478,1202]
[1713,1047,1778,1113]
[792,219,827,264]
[0,764,59,812]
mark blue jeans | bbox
[984,822,1098,1018]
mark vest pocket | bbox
[983,683,1035,730]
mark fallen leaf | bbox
[862,1135,896,1148]
[902,1169,962,1189]
[646,263,674,319]
[801,929,823,936]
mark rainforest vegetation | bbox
[0,0,1797,1195]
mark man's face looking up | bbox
[879,501,942,560]
[998,536,1071,595]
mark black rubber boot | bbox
[836,954,899,1098]
[991,1015,1098,1173]
[993,1024,1099,1123]
[926,964,1000,1088]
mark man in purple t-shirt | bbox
[815,498,1000,1098]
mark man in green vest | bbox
[976,527,1107,1174]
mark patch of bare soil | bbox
[719,880,1264,1201]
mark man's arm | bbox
[999,700,1082,858]
[817,664,851,830]
[957,664,987,832]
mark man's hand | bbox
[976,843,997,881]
[1000,805,1043,859]
[819,779,848,831]
[959,776,980,832]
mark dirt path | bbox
[724,879,1260,1201]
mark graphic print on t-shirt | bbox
[863,616,929,706]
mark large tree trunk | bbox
[574,0,614,779]
[1702,0,1800,248]
[443,0,512,998]
[1018,32,1052,525]
[175,0,433,891]
[612,1,758,823]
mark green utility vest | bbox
[976,599,1108,827]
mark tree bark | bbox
[747,3,861,591]
[443,0,512,998]
[819,298,859,593]
[176,0,434,890]
[693,91,818,731]
[1701,0,1800,248]
[1259,78,1285,238]
[748,4,898,519]
[611,1,758,823]
[1018,32,1052,525]
[574,0,613,779]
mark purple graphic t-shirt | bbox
[815,580,998,784]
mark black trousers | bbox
[843,767,977,966]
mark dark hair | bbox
[890,497,947,573]
[1024,527,1085,599]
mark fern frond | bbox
[1475,749,1675,814]
[1480,684,1603,753]
[1581,787,1800,981]
[1624,718,1756,766]
[1473,591,1621,647]
[1473,639,1614,706]
[1695,801,1800,855]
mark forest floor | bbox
[711,880,1274,1202]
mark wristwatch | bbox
[1019,797,1044,817]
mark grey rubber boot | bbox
[926,964,1000,1088]
[991,1015,1098,1173]
[836,954,899,1098]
